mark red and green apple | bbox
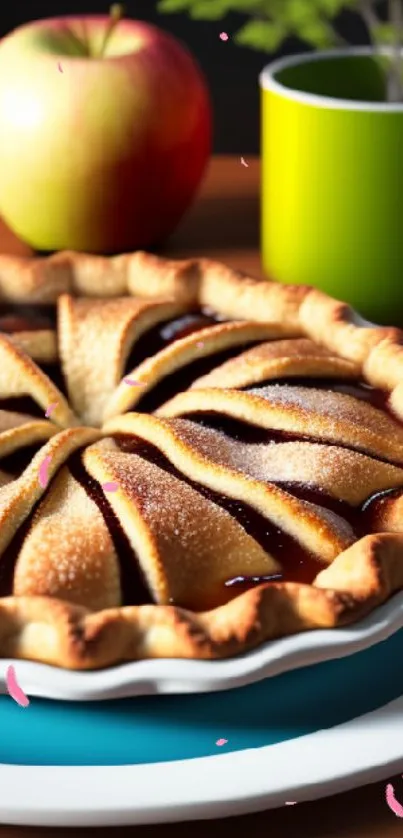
[0,7,211,253]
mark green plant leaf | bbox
[284,0,318,25]
[189,0,231,19]
[316,0,349,15]
[157,0,400,69]
[157,0,193,12]
[234,19,287,51]
[299,19,338,47]
[260,0,285,13]
[223,0,268,11]
[282,0,338,28]
[372,23,396,45]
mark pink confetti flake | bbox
[45,402,58,418]
[219,32,229,41]
[6,665,29,708]
[196,341,205,349]
[285,801,297,806]
[215,738,228,747]
[102,481,119,493]
[123,377,143,387]
[386,783,403,818]
[38,455,52,488]
[58,62,63,73]
[241,157,249,167]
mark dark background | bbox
[0,2,372,154]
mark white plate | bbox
[0,695,402,827]
[1,592,403,701]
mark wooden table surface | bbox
[0,156,402,837]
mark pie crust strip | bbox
[0,531,401,669]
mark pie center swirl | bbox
[0,290,402,615]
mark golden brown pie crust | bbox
[0,250,403,669]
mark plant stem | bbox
[327,22,349,48]
[359,0,381,35]
[97,4,124,58]
[388,0,403,101]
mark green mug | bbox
[260,48,403,325]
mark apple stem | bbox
[97,4,124,58]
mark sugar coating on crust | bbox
[0,250,401,667]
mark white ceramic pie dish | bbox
[2,312,402,702]
[0,590,402,701]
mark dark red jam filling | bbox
[270,483,403,541]
[114,434,328,601]
[41,363,68,397]
[0,304,56,334]
[134,342,262,413]
[272,482,362,532]
[0,374,67,411]
[68,453,153,607]
[360,487,403,532]
[0,443,44,476]
[124,311,226,375]
[114,433,403,605]
[0,302,68,401]
[0,446,401,608]
[224,574,283,595]
[184,413,284,444]
[0,450,155,604]
[0,397,44,418]
[0,514,34,597]
[0,440,60,596]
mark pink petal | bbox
[386,783,403,817]
[6,665,29,708]
[45,402,58,418]
[102,482,119,493]
[123,378,143,387]
[38,455,52,488]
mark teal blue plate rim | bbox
[0,693,402,828]
[0,625,402,767]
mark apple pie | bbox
[0,249,403,669]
